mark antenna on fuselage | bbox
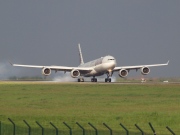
[78,43,84,65]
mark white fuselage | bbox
[79,55,116,77]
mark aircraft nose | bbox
[113,60,116,67]
[110,60,116,69]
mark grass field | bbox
[0,81,179,135]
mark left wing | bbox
[9,62,92,72]
[113,61,169,71]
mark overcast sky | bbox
[0,1,179,79]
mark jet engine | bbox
[42,68,51,76]
[71,69,80,78]
[119,69,128,78]
[141,67,150,75]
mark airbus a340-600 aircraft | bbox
[10,44,169,82]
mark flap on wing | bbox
[50,66,92,72]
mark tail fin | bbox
[78,43,84,65]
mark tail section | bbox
[78,43,84,65]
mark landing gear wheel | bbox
[91,78,97,82]
[78,78,84,82]
[105,78,111,82]
[91,78,94,82]
[94,78,97,82]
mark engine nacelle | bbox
[71,69,80,78]
[42,68,51,76]
[141,67,150,75]
[119,69,128,78]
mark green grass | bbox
[0,82,180,134]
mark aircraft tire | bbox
[105,78,111,82]
[78,78,84,82]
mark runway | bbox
[1,80,180,85]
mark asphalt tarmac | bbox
[1,80,180,84]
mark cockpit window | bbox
[108,59,115,60]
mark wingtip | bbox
[8,60,13,66]
[167,60,170,65]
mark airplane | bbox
[10,44,169,82]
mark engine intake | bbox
[119,69,128,78]
[42,68,51,76]
[141,67,150,75]
[71,69,80,78]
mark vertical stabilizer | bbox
[78,43,84,65]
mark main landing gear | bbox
[91,76,97,82]
[105,78,111,82]
[78,78,84,82]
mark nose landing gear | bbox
[105,71,112,82]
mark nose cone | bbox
[111,59,116,69]
[112,59,117,67]
[103,55,116,70]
